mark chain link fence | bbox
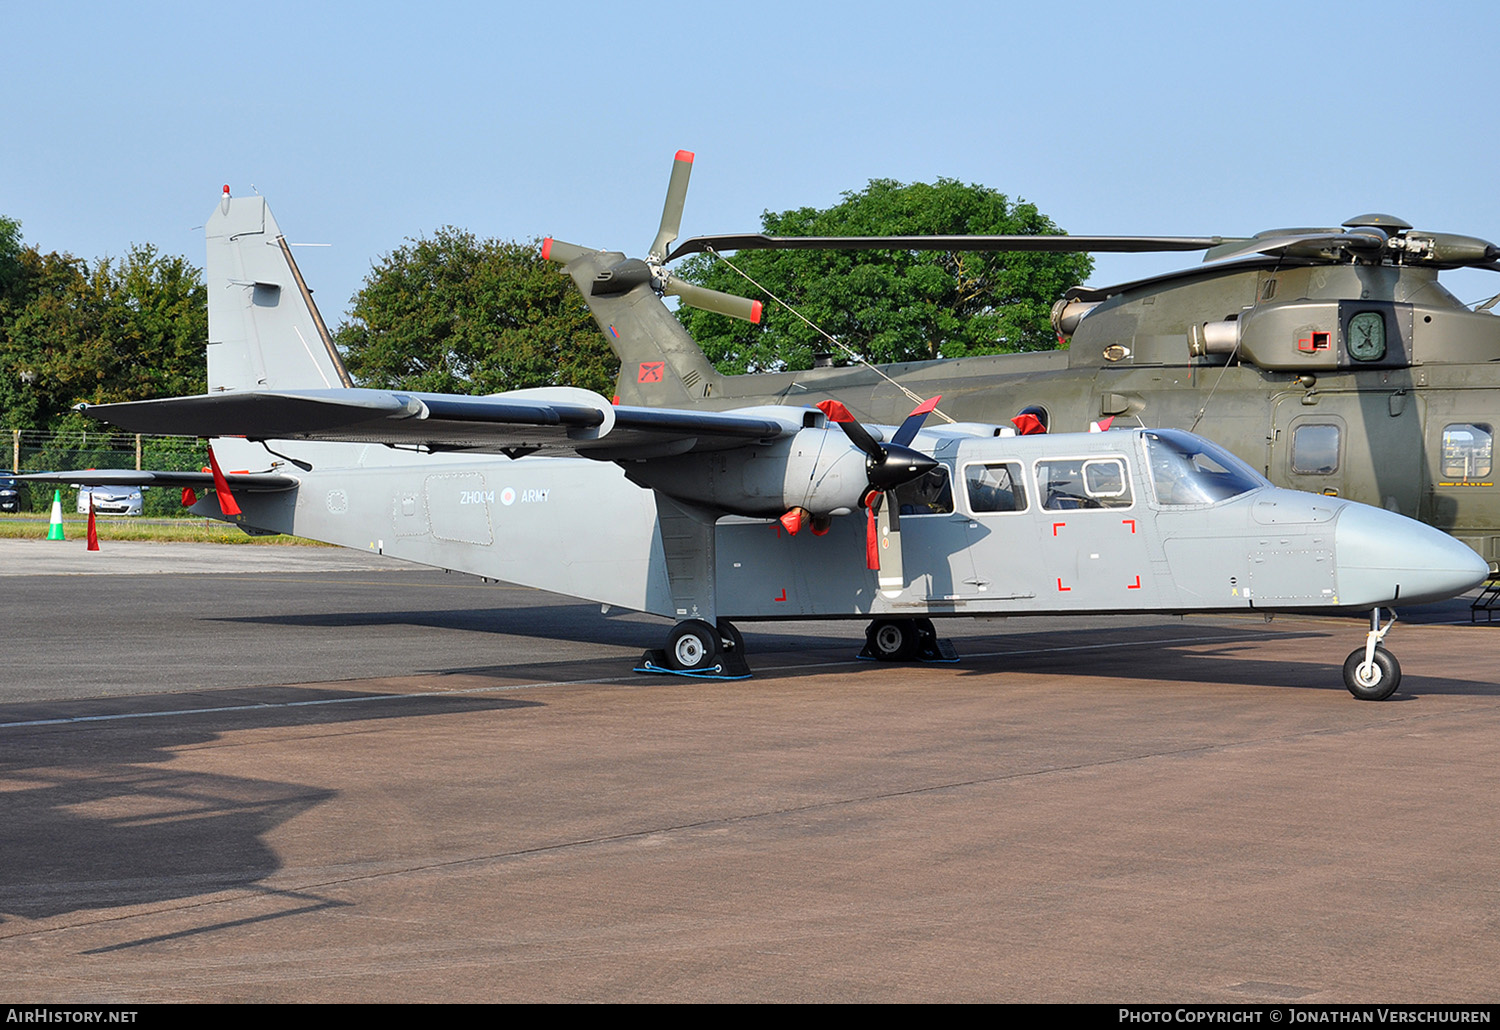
[7,428,209,517]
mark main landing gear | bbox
[859,618,958,663]
[637,619,751,679]
[1343,607,1402,701]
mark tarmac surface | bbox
[1,538,1498,1002]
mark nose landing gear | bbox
[1343,607,1402,701]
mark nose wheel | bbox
[1343,607,1402,701]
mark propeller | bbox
[541,150,763,324]
[816,396,941,594]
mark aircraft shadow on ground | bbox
[215,602,1499,699]
[0,686,540,923]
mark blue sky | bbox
[5,0,1497,323]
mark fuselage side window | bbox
[1037,457,1133,510]
[964,462,1028,514]
[1291,424,1340,475]
[894,465,954,516]
[1441,423,1493,482]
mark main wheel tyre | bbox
[1342,646,1401,701]
[667,620,720,671]
[868,619,920,661]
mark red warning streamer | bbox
[208,446,242,516]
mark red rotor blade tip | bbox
[675,150,695,163]
[540,238,553,261]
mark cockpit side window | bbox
[964,462,1028,513]
[894,466,954,516]
[1144,430,1266,505]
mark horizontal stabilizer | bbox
[19,469,298,491]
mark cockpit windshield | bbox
[1143,429,1269,506]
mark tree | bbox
[336,228,618,396]
[674,179,1093,374]
[0,243,206,434]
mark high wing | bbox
[73,386,799,461]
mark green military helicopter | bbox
[544,152,1500,568]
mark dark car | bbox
[0,475,23,513]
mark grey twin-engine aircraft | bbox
[28,189,1490,701]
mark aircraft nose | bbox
[1334,503,1492,606]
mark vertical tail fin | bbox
[552,248,723,406]
[206,187,353,393]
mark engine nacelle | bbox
[623,426,872,518]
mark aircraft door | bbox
[1033,455,1153,605]
[945,459,1041,601]
[1270,388,1424,516]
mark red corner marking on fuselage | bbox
[1122,519,1136,533]
[1057,578,1071,592]
[1127,575,1142,590]
[1052,522,1066,536]
[773,588,787,602]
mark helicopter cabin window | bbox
[964,462,1028,513]
[1036,458,1133,510]
[1441,424,1493,482]
[894,465,954,516]
[1291,424,1340,475]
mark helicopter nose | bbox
[1334,503,1491,606]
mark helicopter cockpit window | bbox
[1037,458,1133,510]
[1442,423,1493,482]
[964,462,1028,513]
[1291,424,1340,475]
[1143,430,1267,505]
[894,465,954,516]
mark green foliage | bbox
[337,228,618,396]
[0,236,206,436]
[675,179,1093,374]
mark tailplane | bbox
[206,187,353,393]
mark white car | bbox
[77,485,144,516]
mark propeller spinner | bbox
[816,396,941,593]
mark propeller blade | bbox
[540,238,597,265]
[663,278,763,323]
[667,234,1226,262]
[818,400,885,464]
[649,150,695,262]
[891,395,940,448]
[876,492,904,595]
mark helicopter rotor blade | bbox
[649,150,695,263]
[662,278,763,324]
[540,238,598,265]
[666,234,1226,262]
